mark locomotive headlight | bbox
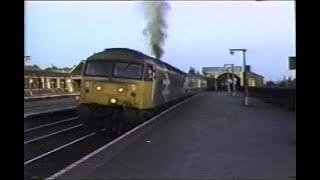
[109,97,117,104]
[96,86,102,91]
[131,84,136,91]
[117,87,124,93]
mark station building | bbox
[202,65,264,91]
[24,64,82,96]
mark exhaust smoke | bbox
[142,1,170,59]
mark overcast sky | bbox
[25,1,295,81]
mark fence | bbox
[246,87,296,111]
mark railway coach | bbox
[77,48,207,135]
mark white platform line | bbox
[24,124,83,145]
[24,132,95,166]
[46,95,197,180]
[24,117,78,133]
[24,93,79,101]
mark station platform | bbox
[56,92,296,179]
[24,93,79,101]
[24,96,79,117]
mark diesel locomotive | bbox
[77,48,207,135]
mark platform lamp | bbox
[229,49,249,106]
[24,56,31,66]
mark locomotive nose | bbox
[81,80,137,107]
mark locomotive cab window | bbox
[84,61,113,77]
[113,62,143,80]
[144,64,154,81]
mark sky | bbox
[25,1,295,81]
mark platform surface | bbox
[24,96,79,116]
[59,92,296,179]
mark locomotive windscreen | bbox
[85,61,113,77]
[84,61,143,80]
[114,62,143,79]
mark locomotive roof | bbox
[86,48,187,75]
[87,48,156,63]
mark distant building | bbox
[24,64,83,96]
[202,65,264,90]
[68,61,85,93]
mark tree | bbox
[33,65,40,69]
[266,81,275,86]
[278,81,287,87]
[188,67,196,75]
[44,65,71,72]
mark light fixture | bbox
[109,97,117,104]
[117,87,124,93]
[96,86,102,91]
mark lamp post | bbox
[229,49,249,106]
[24,56,31,66]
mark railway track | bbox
[24,117,79,141]
[24,132,107,179]
[24,95,194,179]
[24,107,77,130]
[24,115,129,179]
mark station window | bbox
[60,79,66,89]
[50,79,57,88]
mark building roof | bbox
[202,66,242,73]
[24,65,42,71]
[247,71,264,78]
[202,65,264,79]
[24,69,70,77]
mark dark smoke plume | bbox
[143,1,170,59]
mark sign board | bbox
[203,66,242,73]
[245,65,251,72]
[289,56,296,70]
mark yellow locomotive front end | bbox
[77,51,157,134]
[79,77,154,109]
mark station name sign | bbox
[289,56,296,70]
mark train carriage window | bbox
[114,62,143,79]
[84,61,113,77]
[144,64,154,81]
